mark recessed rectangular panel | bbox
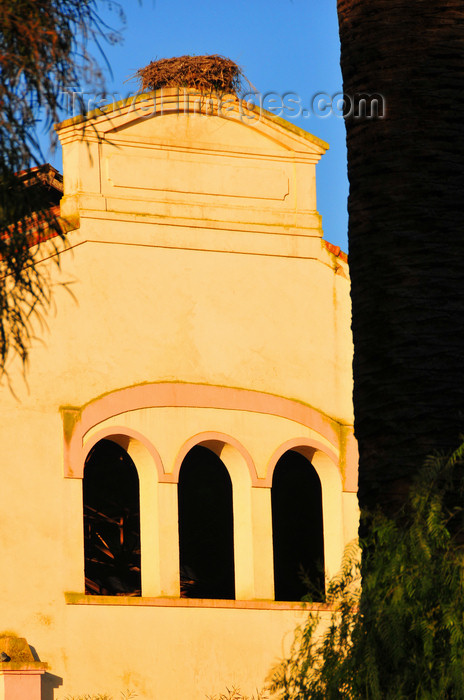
[105,153,289,201]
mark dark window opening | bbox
[271,450,324,602]
[83,439,141,596]
[178,445,235,599]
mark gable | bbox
[107,110,293,155]
[56,89,328,229]
[102,111,291,203]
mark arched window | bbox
[271,449,324,602]
[178,445,235,599]
[83,439,141,596]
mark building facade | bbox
[0,89,357,699]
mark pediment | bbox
[56,88,327,229]
[57,88,328,161]
[108,111,293,157]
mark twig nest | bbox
[137,55,247,94]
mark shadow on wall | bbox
[41,672,63,700]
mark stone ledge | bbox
[0,664,47,673]
[65,592,332,612]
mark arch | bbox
[83,428,164,597]
[83,439,141,596]
[175,432,256,599]
[271,450,324,602]
[172,431,256,485]
[267,439,344,582]
[61,383,345,480]
[178,445,235,599]
[264,438,339,487]
[82,426,165,482]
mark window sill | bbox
[64,592,331,611]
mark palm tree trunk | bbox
[337,0,464,515]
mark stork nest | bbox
[136,54,247,94]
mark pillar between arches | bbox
[126,439,179,597]
[251,486,275,600]
[157,482,180,597]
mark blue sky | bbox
[46,0,348,251]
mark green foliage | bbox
[62,690,137,700]
[63,695,112,700]
[268,441,464,699]
[207,687,269,700]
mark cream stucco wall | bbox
[0,89,357,699]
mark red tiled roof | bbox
[324,240,348,263]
